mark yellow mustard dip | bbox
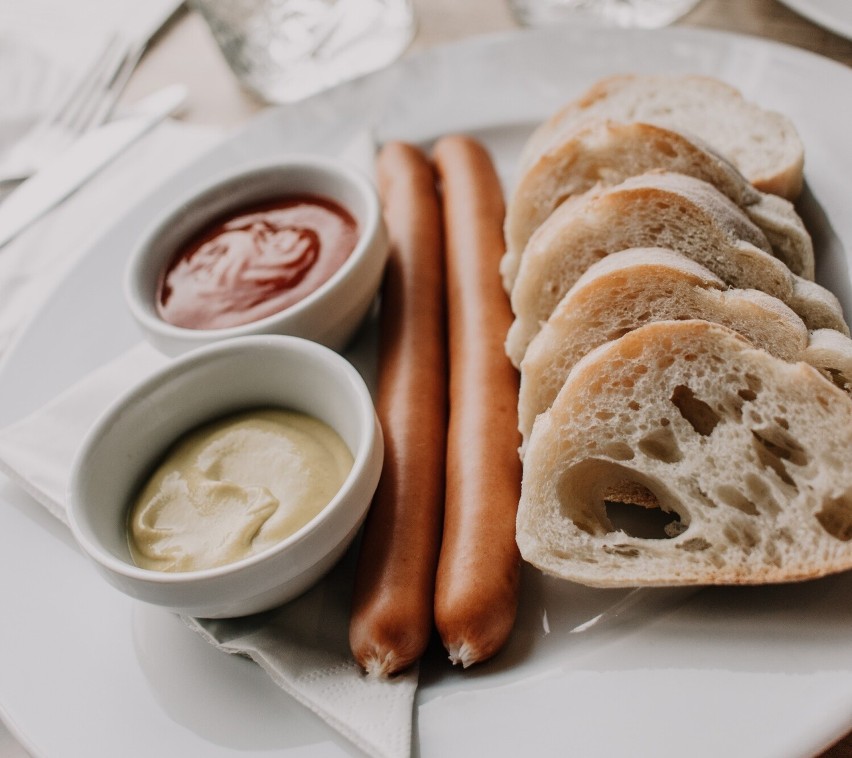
[127,408,353,572]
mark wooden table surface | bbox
[6,1,845,756]
[125,0,852,121]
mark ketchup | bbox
[157,195,358,330]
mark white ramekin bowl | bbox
[67,335,383,619]
[124,155,388,357]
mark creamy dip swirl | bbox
[157,196,358,330]
[128,408,353,572]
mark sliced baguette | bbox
[502,121,814,289]
[519,74,805,200]
[517,248,852,452]
[504,171,844,368]
[516,319,852,587]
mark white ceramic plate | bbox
[3,25,852,758]
[778,0,852,41]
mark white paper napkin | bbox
[0,2,419,753]
[0,0,183,154]
[0,112,416,757]
[0,343,417,758]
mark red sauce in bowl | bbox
[157,195,358,330]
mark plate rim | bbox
[3,22,852,758]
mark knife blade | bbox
[0,84,187,249]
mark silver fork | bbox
[0,33,143,187]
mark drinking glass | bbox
[509,0,703,28]
[190,0,415,103]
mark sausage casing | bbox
[348,141,448,677]
[432,135,522,668]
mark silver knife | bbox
[0,84,187,249]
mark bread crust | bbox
[505,171,844,370]
[519,74,805,201]
[516,248,852,452]
[517,320,852,587]
[503,121,814,287]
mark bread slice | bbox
[519,74,805,201]
[516,319,852,587]
[504,171,844,368]
[517,249,852,452]
[502,121,814,288]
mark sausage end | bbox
[357,647,413,679]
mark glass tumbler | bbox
[509,0,703,28]
[190,0,415,103]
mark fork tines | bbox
[47,33,143,137]
[0,32,142,186]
